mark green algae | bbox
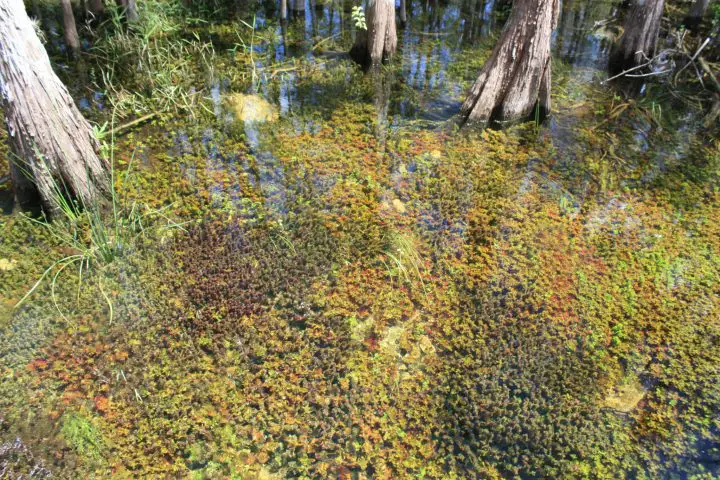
[60,411,106,462]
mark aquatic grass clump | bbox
[382,229,428,294]
[15,128,186,322]
[92,0,217,117]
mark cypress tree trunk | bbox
[609,0,664,75]
[684,0,709,32]
[60,0,81,54]
[88,0,105,18]
[0,0,108,213]
[400,0,407,27]
[460,0,558,126]
[349,0,398,70]
[281,0,288,20]
[126,0,139,22]
[116,0,138,21]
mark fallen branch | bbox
[703,94,720,128]
[111,113,158,136]
[625,69,672,78]
[675,37,709,80]
[310,34,340,52]
[602,59,654,84]
[699,57,720,93]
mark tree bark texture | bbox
[0,0,108,212]
[609,0,664,75]
[60,0,81,53]
[126,0,139,22]
[116,0,138,21]
[280,0,288,20]
[684,0,709,31]
[88,0,105,18]
[349,0,397,70]
[460,0,558,126]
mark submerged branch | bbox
[602,59,654,84]
[110,113,158,136]
[699,57,720,93]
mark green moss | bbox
[61,411,106,461]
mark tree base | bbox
[349,0,397,71]
[460,0,557,126]
[608,0,664,76]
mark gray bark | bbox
[609,0,664,75]
[88,0,105,18]
[0,0,108,212]
[281,0,288,20]
[349,0,398,70]
[116,0,138,21]
[126,0,139,22]
[684,0,709,31]
[460,0,558,126]
[60,0,81,54]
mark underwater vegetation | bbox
[1,0,720,478]
[3,89,719,477]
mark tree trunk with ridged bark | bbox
[609,0,664,75]
[60,0,81,54]
[684,0,708,32]
[291,0,305,13]
[126,0,138,21]
[0,0,108,213]
[88,0,105,18]
[116,0,138,21]
[349,0,397,70]
[460,0,558,126]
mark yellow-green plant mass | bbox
[1,0,719,478]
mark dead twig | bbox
[602,58,654,84]
[626,69,672,78]
[703,94,720,128]
[699,57,720,93]
[675,37,709,81]
[110,112,158,136]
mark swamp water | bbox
[1,0,719,478]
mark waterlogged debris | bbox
[0,258,17,271]
[0,438,51,478]
[605,379,646,413]
[227,93,278,123]
[380,325,405,355]
[593,25,623,42]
